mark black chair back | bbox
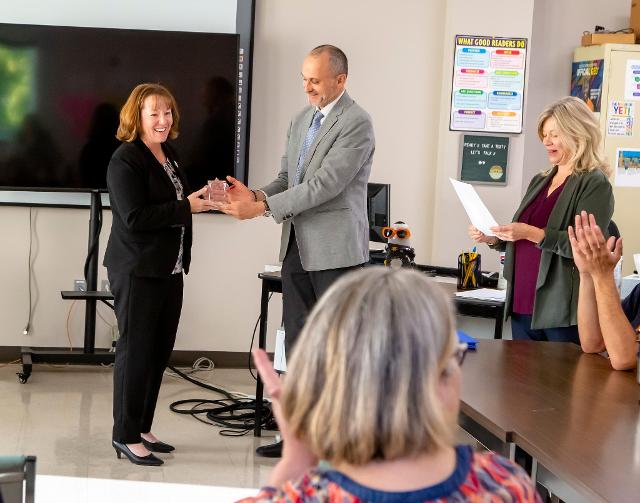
[0,456,35,503]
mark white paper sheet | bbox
[455,288,506,301]
[449,178,499,236]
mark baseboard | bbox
[0,346,261,369]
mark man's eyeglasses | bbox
[381,227,411,239]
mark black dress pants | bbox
[108,271,183,444]
[281,227,362,358]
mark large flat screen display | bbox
[0,23,240,193]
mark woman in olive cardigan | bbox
[469,97,613,341]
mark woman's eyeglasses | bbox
[453,343,468,366]
[381,227,411,239]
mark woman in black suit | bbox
[104,83,216,466]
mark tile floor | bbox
[1,361,478,499]
[0,362,277,490]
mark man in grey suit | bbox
[222,44,374,350]
[222,46,375,454]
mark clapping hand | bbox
[568,211,622,278]
[252,349,317,486]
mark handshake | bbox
[192,176,269,220]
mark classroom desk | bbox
[460,340,640,503]
[253,269,505,437]
[437,281,505,340]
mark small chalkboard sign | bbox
[460,135,509,184]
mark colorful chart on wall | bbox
[624,60,640,101]
[450,35,527,134]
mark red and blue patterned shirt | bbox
[237,445,540,502]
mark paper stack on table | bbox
[455,288,506,301]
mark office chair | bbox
[0,456,36,503]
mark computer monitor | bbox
[367,183,390,243]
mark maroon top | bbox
[512,177,567,314]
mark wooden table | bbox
[460,340,640,503]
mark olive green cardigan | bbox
[492,167,614,329]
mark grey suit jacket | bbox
[260,91,375,271]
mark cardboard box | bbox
[581,32,635,46]
[632,1,640,41]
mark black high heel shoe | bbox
[141,438,175,453]
[112,440,164,466]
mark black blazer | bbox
[104,139,193,277]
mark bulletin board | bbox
[450,35,527,133]
[460,134,509,185]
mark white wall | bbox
[430,0,632,274]
[1,0,632,351]
[430,0,535,273]
[249,0,446,261]
[0,0,446,351]
[0,0,283,352]
[522,0,631,188]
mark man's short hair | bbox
[309,44,348,76]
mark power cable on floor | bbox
[248,292,273,381]
[168,293,277,435]
[23,207,34,336]
[168,364,276,436]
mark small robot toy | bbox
[382,221,415,269]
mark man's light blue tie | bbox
[293,111,324,185]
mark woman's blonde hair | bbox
[116,83,180,142]
[537,96,610,176]
[281,268,458,465]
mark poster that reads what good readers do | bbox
[450,35,527,134]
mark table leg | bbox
[254,281,270,437]
[494,307,503,340]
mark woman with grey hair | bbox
[239,268,539,502]
[470,96,614,342]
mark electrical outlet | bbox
[101,280,110,292]
[74,279,87,292]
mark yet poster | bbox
[607,101,634,137]
[450,35,527,134]
[570,59,603,112]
